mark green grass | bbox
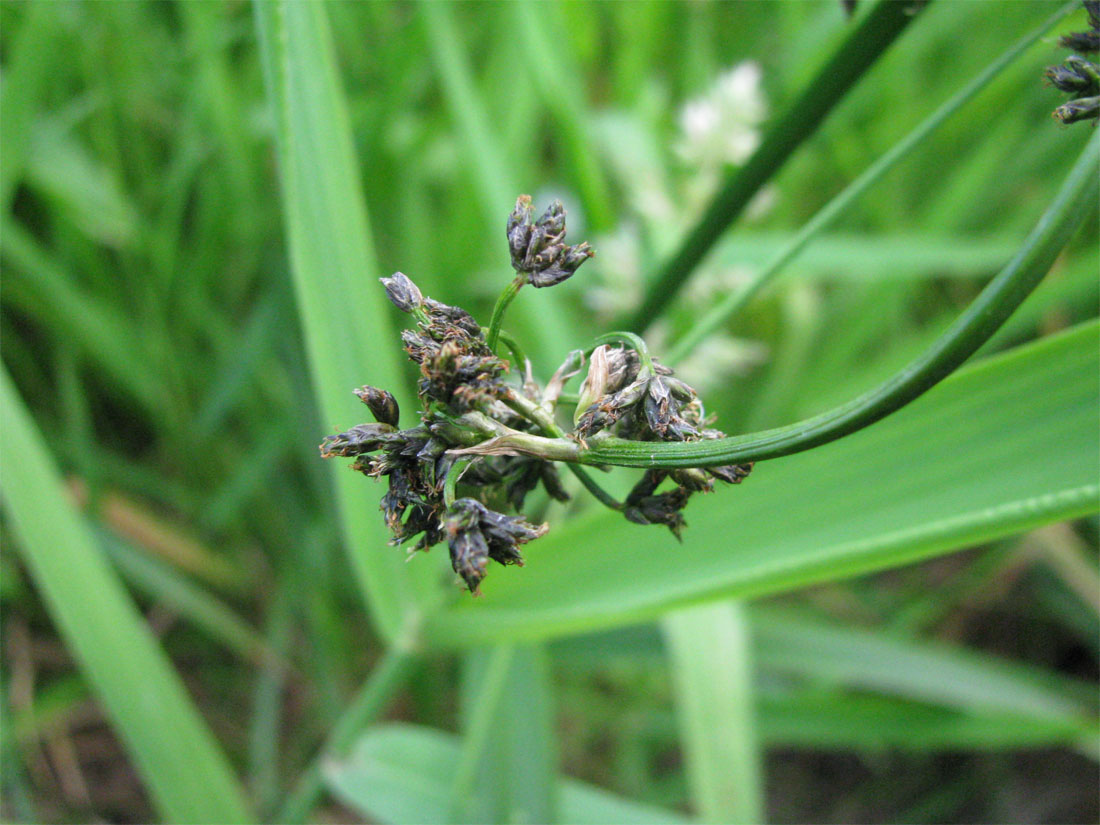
[1,1,1097,823]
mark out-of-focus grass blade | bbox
[97,528,276,667]
[0,1,56,211]
[497,646,558,824]
[757,692,1098,753]
[557,603,1096,727]
[27,119,139,247]
[419,1,578,370]
[324,723,690,825]
[511,0,614,232]
[1,219,166,419]
[0,368,254,824]
[454,646,558,824]
[424,322,1100,646]
[713,233,1019,280]
[662,603,762,824]
[752,607,1095,720]
[254,0,438,642]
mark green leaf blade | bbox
[424,322,1100,646]
[0,369,254,824]
[324,723,690,825]
[254,0,439,641]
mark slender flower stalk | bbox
[574,132,1100,469]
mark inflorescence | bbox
[321,197,752,595]
[1047,1,1099,125]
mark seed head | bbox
[507,195,594,288]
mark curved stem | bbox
[486,276,524,353]
[494,329,529,371]
[577,131,1098,469]
[594,331,655,372]
[444,456,475,507]
[668,0,1077,366]
[622,0,930,332]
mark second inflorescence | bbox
[320,197,753,595]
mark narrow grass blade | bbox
[757,693,1098,753]
[450,645,516,823]
[98,529,274,667]
[0,1,56,211]
[324,723,690,825]
[454,645,558,824]
[625,0,929,330]
[662,602,762,824]
[1,219,166,420]
[254,0,437,642]
[669,1,1077,364]
[511,0,615,232]
[0,368,254,824]
[247,588,293,819]
[497,646,558,824]
[423,322,1100,645]
[751,607,1096,721]
[419,1,578,369]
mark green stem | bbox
[279,648,419,823]
[500,390,623,511]
[444,457,475,507]
[486,276,524,353]
[594,331,655,372]
[623,0,930,332]
[494,329,529,371]
[579,132,1099,469]
[668,1,1077,366]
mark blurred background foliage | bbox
[1,1,1097,823]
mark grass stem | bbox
[667,1,1078,366]
[486,276,524,354]
[581,131,1100,468]
[623,0,930,331]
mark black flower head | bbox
[1048,2,1100,124]
[507,195,594,287]
[319,422,397,457]
[1060,1,1100,53]
[623,470,691,540]
[574,362,700,443]
[445,498,547,593]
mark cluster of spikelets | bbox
[321,197,751,594]
[1047,1,1099,125]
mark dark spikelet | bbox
[319,422,396,457]
[507,195,594,287]
[443,498,545,592]
[708,462,755,485]
[355,386,400,426]
[380,271,424,313]
[1048,3,1100,123]
[1054,96,1100,124]
[324,195,754,594]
